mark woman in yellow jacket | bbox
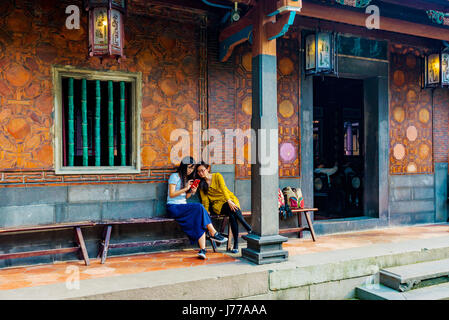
[196,162,252,253]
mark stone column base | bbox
[241,234,288,265]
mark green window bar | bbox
[108,81,114,166]
[67,77,75,166]
[95,80,101,166]
[81,79,88,166]
[120,82,126,166]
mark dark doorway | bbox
[313,76,364,220]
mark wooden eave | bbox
[299,0,449,42]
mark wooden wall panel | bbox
[389,44,433,174]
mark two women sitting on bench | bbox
[166,157,227,260]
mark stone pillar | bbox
[241,0,288,265]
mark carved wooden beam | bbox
[265,0,301,41]
[266,10,297,40]
[219,0,301,62]
[219,7,256,62]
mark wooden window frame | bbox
[52,65,142,175]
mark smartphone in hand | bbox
[191,179,201,189]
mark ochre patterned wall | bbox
[0,0,202,186]
[389,44,433,174]
[234,38,300,179]
[277,37,300,178]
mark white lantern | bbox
[304,30,337,76]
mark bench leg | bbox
[297,211,303,238]
[304,212,317,242]
[97,226,108,258]
[101,225,112,264]
[75,227,90,266]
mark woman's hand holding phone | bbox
[190,179,200,194]
[184,180,194,192]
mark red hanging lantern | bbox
[85,0,126,60]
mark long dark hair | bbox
[177,156,196,189]
[196,161,211,194]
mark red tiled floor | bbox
[0,250,236,291]
[0,224,448,291]
[284,224,449,256]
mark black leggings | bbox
[220,202,252,248]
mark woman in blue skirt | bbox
[166,157,227,259]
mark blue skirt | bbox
[166,203,212,244]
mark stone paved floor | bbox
[0,224,448,291]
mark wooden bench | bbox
[0,222,93,266]
[97,217,219,264]
[217,208,318,251]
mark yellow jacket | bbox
[199,173,240,215]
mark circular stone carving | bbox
[159,79,177,96]
[393,70,405,87]
[418,108,430,124]
[406,126,418,142]
[279,57,294,76]
[407,162,417,173]
[393,106,405,123]
[393,143,405,160]
[6,118,31,140]
[279,100,294,118]
[159,36,176,51]
[418,143,430,160]
[280,142,296,162]
[5,63,31,87]
[242,96,252,115]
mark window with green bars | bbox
[61,77,131,167]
